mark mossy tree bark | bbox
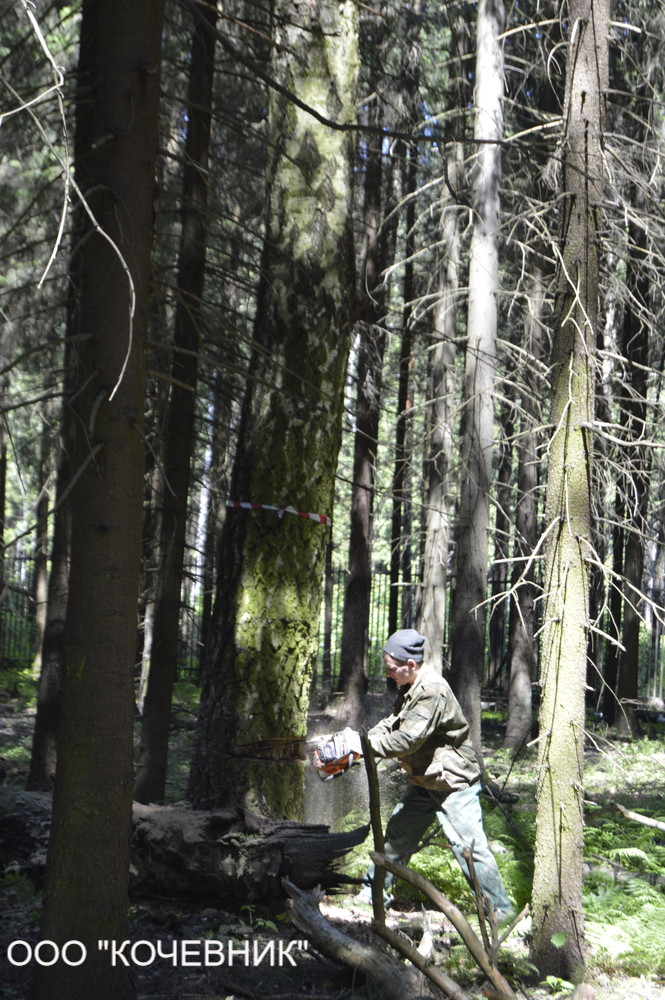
[530,0,609,981]
[30,2,165,998]
[189,0,358,819]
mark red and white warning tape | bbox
[226,500,329,525]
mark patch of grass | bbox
[0,665,37,706]
[164,683,200,802]
[586,903,665,977]
[172,680,201,714]
[408,843,475,906]
[1,742,31,768]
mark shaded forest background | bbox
[2,0,665,996]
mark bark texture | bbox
[189,0,358,819]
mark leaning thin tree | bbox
[530,0,609,981]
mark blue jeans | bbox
[367,782,512,915]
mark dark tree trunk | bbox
[134,1,217,805]
[488,402,514,686]
[337,21,390,720]
[612,79,653,740]
[26,394,72,791]
[504,263,545,750]
[1,789,368,903]
[387,6,421,638]
[614,237,651,737]
[388,143,417,634]
[27,322,79,792]
[30,3,165,998]
[603,489,624,723]
[30,397,53,678]
[197,373,231,682]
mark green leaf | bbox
[551,931,569,948]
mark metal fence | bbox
[0,555,398,692]
[316,563,395,693]
[5,553,664,709]
[1,553,37,673]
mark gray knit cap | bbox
[383,628,426,663]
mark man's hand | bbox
[309,727,363,779]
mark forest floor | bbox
[1,686,665,1000]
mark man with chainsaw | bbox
[356,628,513,921]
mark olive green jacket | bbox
[368,664,481,793]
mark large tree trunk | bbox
[134,0,217,805]
[188,0,358,820]
[530,0,609,981]
[30,3,165,998]
[449,0,505,759]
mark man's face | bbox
[383,653,419,687]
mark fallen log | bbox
[586,853,665,889]
[613,801,665,833]
[0,788,368,903]
[283,880,428,1000]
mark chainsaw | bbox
[308,727,364,781]
[236,727,363,781]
